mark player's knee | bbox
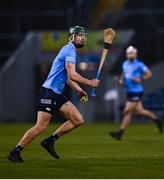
[135,108,143,115]
[136,110,141,115]
[123,109,132,116]
[35,124,47,133]
[78,117,85,125]
[75,116,84,127]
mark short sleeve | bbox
[140,62,149,73]
[65,56,76,64]
[64,46,76,64]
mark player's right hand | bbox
[114,76,123,87]
[89,79,100,87]
[117,79,123,87]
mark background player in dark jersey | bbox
[110,46,163,140]
[8,26,100,162]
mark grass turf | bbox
[0,122,164,178]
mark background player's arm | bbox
[117,74,124,87]
[142,69,152,80]
[66,63,99,88]
[133,65,152,83]
[114,74,124,87]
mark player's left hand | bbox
[77,90,88,103]
[132,77,142,83]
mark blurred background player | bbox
[8,26,100,162]
[110,46,163,140]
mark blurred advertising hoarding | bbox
[40,30,134,62]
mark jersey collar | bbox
[127,59,137,63]
[69,42,76,51]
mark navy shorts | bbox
[126,92,144,102]
[36,87,68,115]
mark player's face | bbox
[74,32,87,48]
[126,52,137,60]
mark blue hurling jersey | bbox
[43,42,77,94]
[122,59,149,93]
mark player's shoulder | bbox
[61,42,76,56]
[122,60,128,67]
[135,59,145,66]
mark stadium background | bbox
[1,0,164,179]
[0,0,164,123]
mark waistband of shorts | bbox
[41,87,62,96]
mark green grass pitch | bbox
[0,122,164,178]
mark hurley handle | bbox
[91,70,101,97]
[90,28,116,97]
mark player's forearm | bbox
[67,80,83,92]
[119,76,124,83]
[142,71,152,80]
[68,72,91,86]
[117,74,124,86]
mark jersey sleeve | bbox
[140,62,149,73]
[64,46,76,64]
